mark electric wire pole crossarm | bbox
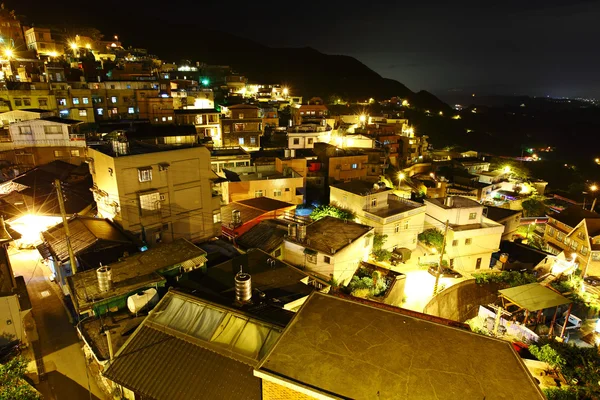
[55,179,78,274]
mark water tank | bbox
[373,183,380,190]
[288,223,297,238]
[232,209,242,227]
[284,148,291,158]
[97,266,112,292]
[290,149,296,157]
[499,253,509,264]
[444,196,454,207]
[235,271,252,302]
[127,288,158,313]
[297,224,307,242]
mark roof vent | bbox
[97,265,112,293]
[297,224,307,242]
[288,223,297,238]
[444,196,453,207]
[235,267,252,303]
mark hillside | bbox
[135,27,449,110]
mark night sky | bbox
[18,0,600,98]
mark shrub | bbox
[417,228,444,252]
[372,249,392,262]
[310,204,355,221]
[472,271,536,287]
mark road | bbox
[10,248,106,400]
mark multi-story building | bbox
[483,206,522,241]
[221,104,262,150]
[291,99,329,126]
[287,124,328,149]
[423,196,504,273]
[51,82,95,122]
[87,140,221,247]
[543,206,600,275]
[174,109,221,144]
[0,6,26,50]
[0,109,54,125]
[1,117,86,168]
[0,82,57,113]
[24,27,60,57]
[135,88,174,124]
[210,146,251,174]
[283,216,374,285]
[330,180,426,251]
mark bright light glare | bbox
[399,172,405,180]
[282,87,289,95]
[49,51,58,57]
[70,42,78,50]
[503,166,511,173]
[359,114,366,122]
[3,49,13,58]
[591,184,598,192]
[10,214,62,247]
[85,43,91,49]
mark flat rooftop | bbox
[426,196,481,209]
[68,239,206,313]
[237,219,289,253]
[332,180,391,196]
[288,216,373,255]
[365,195,425,219]
[258,292,545,399]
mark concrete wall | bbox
[423,279,501,321]
[0,295,23,345]
[224,176,305,205]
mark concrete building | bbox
[330,180,426,251]
[210,146,251,174]
[88,141,221,247]
[1,117,86,168]
[221,104,262,151]
[424,196,504,273]
[484,206,522,241]
[0,109,55,125]
[174,109,221,145]
[283,216,374,285]
[220,165,305,205]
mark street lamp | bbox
[398,172,405,187]
[70,42,78,50]
[3,48,13,58]
[503,166,511,174]
[591,184,598,211]
[359,114,366,123]
[282,87,289,96]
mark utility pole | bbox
[433,220,449,295]
[55,179,78,274]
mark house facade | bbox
[283,216,374,285]
[330,181,426,251]
[424,196,504,273]
[221,104,262,151]
[88,144,221,247]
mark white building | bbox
[423,196,504,273]
[0,109,55,125]
[286,124,328,149]
[283,216,374,286]
[330,180,425,251]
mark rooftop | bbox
[484,205,522,222]
[103,290,283,400]
[288,216,373,255]
[89,140,202,157]
[41,116,83,125]
[497,241,553,267]
[365,195,426,219]
[258,292,545,400]
[499,283,571,312]
[125,123,197,138]
[235,197,294,212]
[236,220,288,253]
[210,146,250,158]
[425,196,482,209]
[68,239,207,313]
[549,206,600,229]
[332,180,392,196]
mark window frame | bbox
[138,167,153,183]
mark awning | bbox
[36,243,52,259]
[499,283,571,312]
[303,248,318,256]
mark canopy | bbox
[499,283,571,312]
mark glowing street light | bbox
[3,48,13,58]
[503,166,511,174]
[398,172,405,187]
[359,114,366,123]
[595,158,600,164]
[282,87,289,96]
[592,184,598,192]
[85,43,91,49]
[402,99,409,106]
[49,51,58,58]
[70,42,78,50]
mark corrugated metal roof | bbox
[104,325,261,400]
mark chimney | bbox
[235,267,252,303]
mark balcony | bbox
[362,195,425,225]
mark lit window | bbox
[162,117,167,122]
[273,189,282,197]
[79,109,87,117]
[238,113,244,119]
[111,96,117,103]
[19,126,32,135]
[351,163,358,169]
[82,97,89,104]
[72,97,80,105]
[97,108,104,115]
[167,116,173,121]
[238,137,245,145]
[128,107,135,114]
[70,150,80,157]
[138,167,152,182]
[111,108,118,115]
[213,212,221,224]
[469,212,477,220]
[54,150,65,157]
[255,190,263,197]
[581,246,589,256]
[139,191,161,212]
[43,126,61,134]
[58,98,67,106]
[250,136,256,145]
[465,238,472,245]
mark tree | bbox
[521,196,547,217]
[0,356,40,400]
[371,233,391,261]
[418,228,444,252]
[310,204,355,221]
